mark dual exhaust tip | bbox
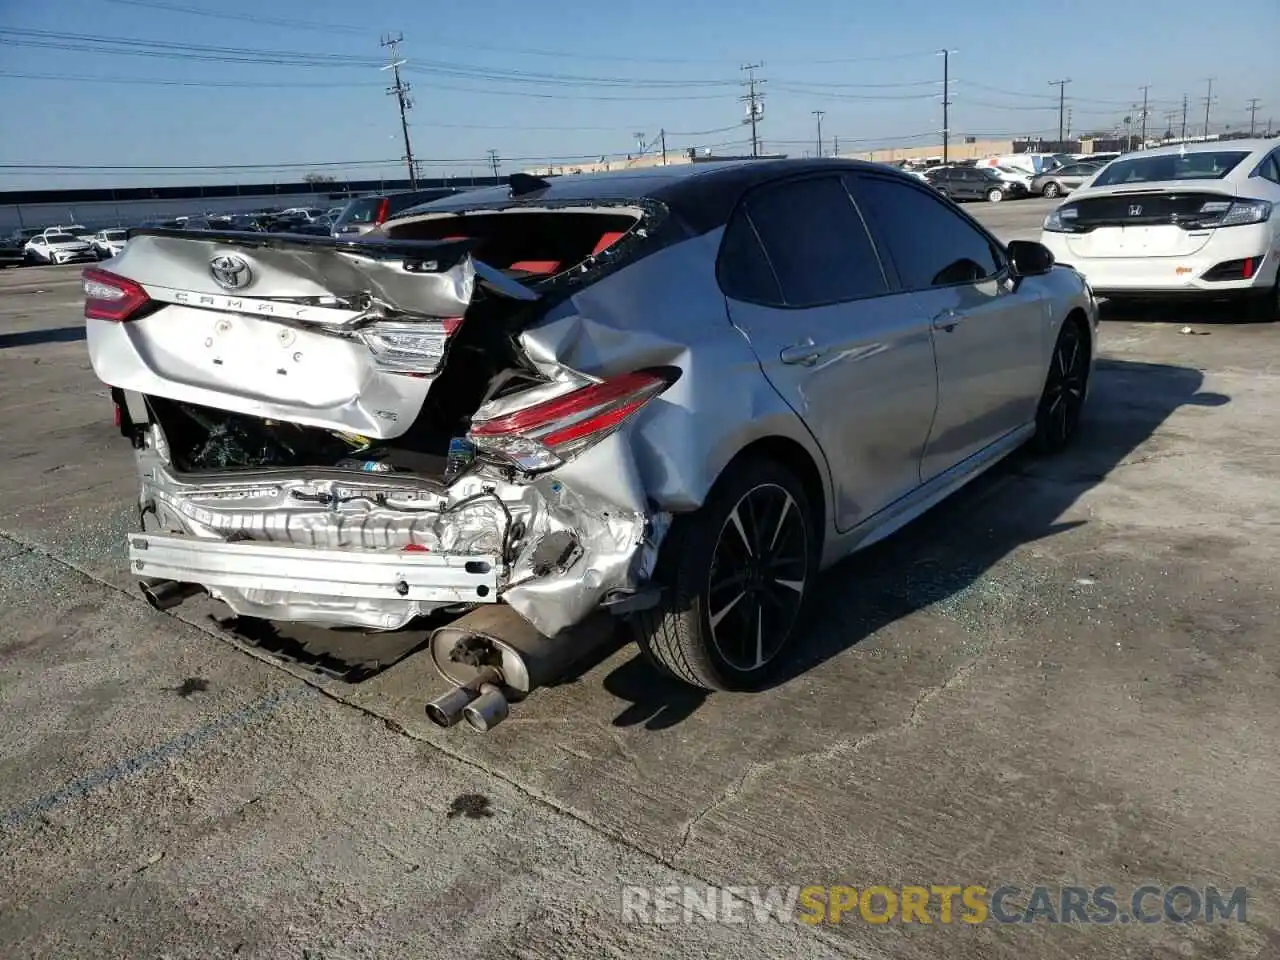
[425,679,510,733]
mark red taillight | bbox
[374,197,391,225]
[83,267,150,322]
[468,370,674,472]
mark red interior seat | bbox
[591,231,626,255]
[508,260,560,275]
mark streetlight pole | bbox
[812,110,825,158]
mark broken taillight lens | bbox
[467,369,676,473]
[83,267,151,322]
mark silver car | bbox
[1031,161,1104,198]
[83,160,1096,726]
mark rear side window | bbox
[738,176,888,307]
[1255,153,1280,185]
[719,214,783,305]
[852,176,1003,290]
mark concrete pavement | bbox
[1,202,1277,959]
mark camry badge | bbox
[209,253,253,291]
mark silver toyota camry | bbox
[84,160,1097,726]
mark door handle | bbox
[932,308,961,331]
[779,338,824,366]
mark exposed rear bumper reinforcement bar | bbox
[128,534,499,604]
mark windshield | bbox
[338,197,383,224]
[45,233,77,243]
[104,230,127,240]
[1092,151,1251,186]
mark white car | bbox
[45,223,94,243]
[23,232,97,265]
[1040,139,1280,320]
[91,229,128,260]
[990,164,1035,190]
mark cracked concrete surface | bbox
[2,202,1279,960]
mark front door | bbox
[849,173,1049,479]
[719,174,939,532]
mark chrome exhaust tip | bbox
[425,685,480,728]
[139,578,205,611]
[462,683,510,733]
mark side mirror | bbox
[1007,239,1055,277]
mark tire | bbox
[1245,280,1280,322]
[987,187,1005,203]
[1042,182,1062,198]
[634,457,818,692]
[1032,317,1089,453]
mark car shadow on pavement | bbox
[602,357,1229,724]
[0,326,87,348]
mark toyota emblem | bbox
[209,253,253,290]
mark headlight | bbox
[1043,205,1081,233]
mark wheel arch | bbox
[714,434,828,543]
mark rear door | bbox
[720,174,938,532]
[849,173,1048,479]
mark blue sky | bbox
[0,0,1276,189]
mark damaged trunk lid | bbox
[86,229,538,440]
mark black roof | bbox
[398,158,916,234]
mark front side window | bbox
[741,176,888,307]
[851,176,1003,290]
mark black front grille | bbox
[1068,191,1230,230]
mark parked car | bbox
[332,188,466,236]
[84,159,1095,719]
[925,165,1028,202]
[24,231,96,265]
[91,229,128,259]
[1030,162,1104,198]
[0,234,24,267]
[990,164,1036,190]
[1040,138,1280,319]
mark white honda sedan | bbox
[1039,139,1280,320]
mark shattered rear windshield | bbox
[1091,151,1250,186]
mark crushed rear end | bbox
[87,211,676,643]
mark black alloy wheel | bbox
[1034,319,1089,452]
[705,482,810,675]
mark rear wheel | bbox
[987,187,1005,203]
[635,458,817,691]
[1032,318,1089,453]
[1042,181,1062,198]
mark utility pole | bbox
[660,128,667,166]
[486,149,499,178]
[1181,94,1188,139]
[740,63,765,158]
[940,49,954,164]
[1202,77,1215,138]
[833,134,839,157]
[1049,78,1071,143]
[1246,98,1261,136]
[1066,107,1073,138]
[380,33,417,189]
[1164,108,1179,140]
[1138,85,1150,148]
[812,110,825,157]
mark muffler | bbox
[139,578,205,611]
[427,605,616,733]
